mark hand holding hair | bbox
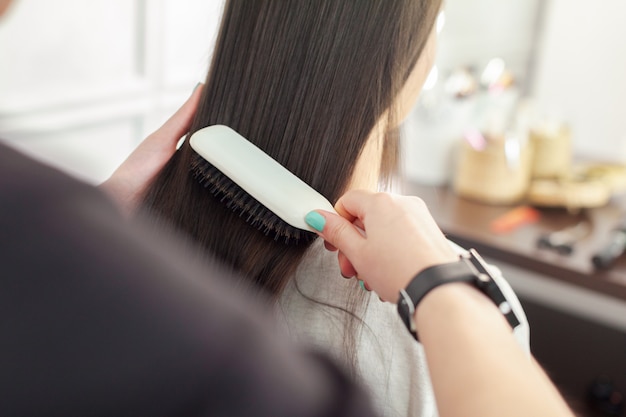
[306,190,576,417]
[306,189,458,302]
[100,83,203,214]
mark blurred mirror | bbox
[404,0,626,187]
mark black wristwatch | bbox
[397,248,521,342]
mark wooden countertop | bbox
[405,182,626,301]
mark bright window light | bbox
[423,65,439,91]
[436,11,446,33]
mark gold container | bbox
[454,134,532,205]
[529,123,571,179]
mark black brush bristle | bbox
[190,152,317,245]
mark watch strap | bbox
[397,260,476,341]
[397,249,521,342]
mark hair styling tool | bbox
[189,125,336,244]
[536,221,590,256]
[591,218,626,269]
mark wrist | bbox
[415,281,512,344]
[393,250,459,298]
[396,249,520,342]
[416,281,500,323]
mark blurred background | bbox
[1,1,625,416]
[2,0,625,185]
[0,0,222,182]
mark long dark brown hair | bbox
[142,0,440,351]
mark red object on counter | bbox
[490,206,541,234]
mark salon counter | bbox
[408,182,626,416]
[406,182,626,302]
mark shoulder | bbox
[277,241,361,347]
[356,294,436,417]
[277,241,436,416]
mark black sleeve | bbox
[0,143,377,417]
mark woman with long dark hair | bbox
[142,1,457,415]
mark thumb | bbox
[149,83,204,149]
[305,210,364,258]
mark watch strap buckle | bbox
[460,249,521,329]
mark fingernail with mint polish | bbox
[359,280,371,292]
[305,211,325,232]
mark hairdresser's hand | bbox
[100,84,203,215]
[307,190,458,302]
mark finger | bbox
[306,210,365,259]
[334,189,376,224]
[324,240,338,252]
[337,251,357,278]
[150,83,204,147]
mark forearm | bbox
[308,192,578,417]
[416,283,575,417]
